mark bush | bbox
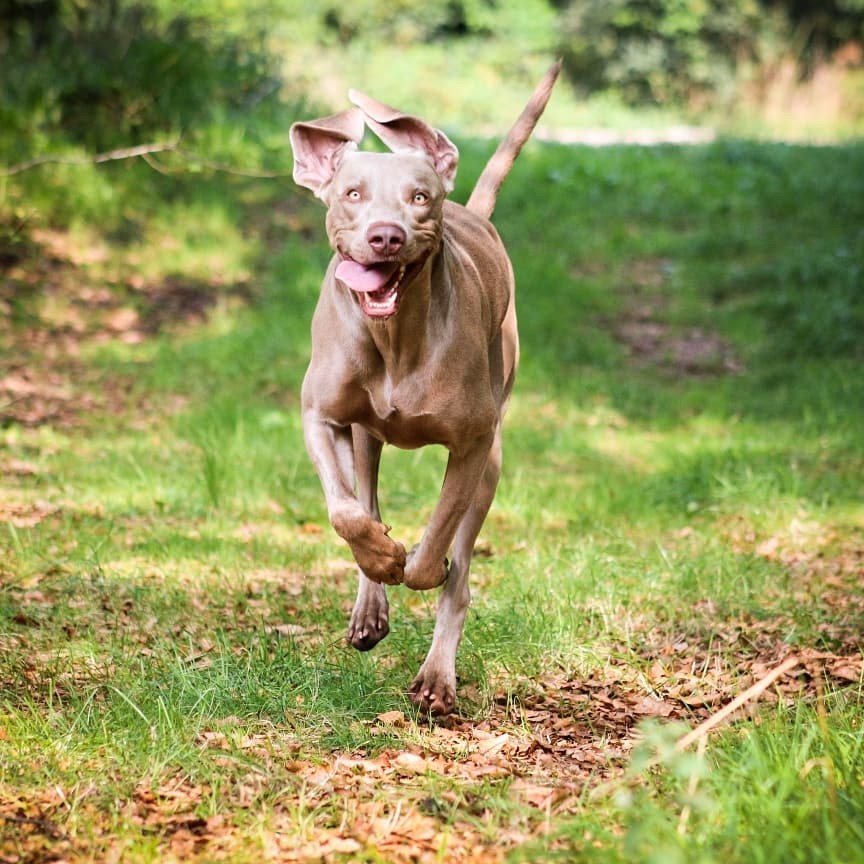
[315,0,518,45]
[0,0,284,160]
[557,0,864,107]
[558,0,766,106]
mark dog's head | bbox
[290,94,459,319]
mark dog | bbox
[289,62,560,715]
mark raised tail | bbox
[465,60,562,219]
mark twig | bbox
[672,657,799,833]
[674,655,800,752]
[1,141,180,176]
[2,141,291,179]
[676,735,707,835]
[140,148,290,178]
[173,148,291,178]
[588,654,801,802]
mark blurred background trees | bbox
[2,0,861,155]
[0,0,285,157]
[1,0,862,238]
[557,0,864,107]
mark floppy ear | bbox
[348,90,458,193]
[289,107,365,198]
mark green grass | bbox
[2,137,863,861]
[514,696,864,863]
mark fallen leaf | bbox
[632,696,676,717]
[510,779,565,809]
[392,752,429,775]
[829,663,862,682]
[2,459,39,476]
[376,710,407,727]
[0,501,60,527]
[475,732,513,755]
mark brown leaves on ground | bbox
[0,786,75,864]
[5,574,855,860]
[3,232,861,862]
[5,459,855,853]
[0,778,235,864]
[0,708,602,863]
[3,638,860,863]
[0,500,58,529]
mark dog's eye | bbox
[346,189,361,201]
[413,191,429,205]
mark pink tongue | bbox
[335,259,399,293]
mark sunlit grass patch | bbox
[2,137,863,861]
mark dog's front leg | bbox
[403,431,495,591]
[303,411,406,585]
[347,426,392,650]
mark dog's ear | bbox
[289,107,365,198]
[348,90,458,193]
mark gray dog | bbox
[289,63,560,714]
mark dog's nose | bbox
[367,222,406,255]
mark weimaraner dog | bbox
[290,63,560,715]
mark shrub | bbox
[557,0,766,106]
[557,0,864,107]
[0,0,284,159]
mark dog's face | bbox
[323,150,446,318]
[290,94,459,319]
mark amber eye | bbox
[413,191,429,204]
[346,189,361,201]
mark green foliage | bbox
[521,700,864,863]
[2,128,863,859]
[558,0,767,106]
[777,0,864,70]
[557,0,864,107]
[0,0,288,160]
[306,0,550,46]
[615,701,864,864]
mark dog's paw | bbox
[356,529,405,585]
[347,583,390,651]
[408,669,457,716]
[347,616,390,651]
[331,507,406,585]
[403,547,448,591]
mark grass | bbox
[1,132,863,861]
[513,696,864,863]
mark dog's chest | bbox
[358,368,494,450]
[362,373,448,446]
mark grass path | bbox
[1,139,863,862]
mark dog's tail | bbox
[465,59,562,220]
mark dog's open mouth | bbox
[335,258,408,319]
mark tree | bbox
[556,0,864,106]
[0,0,282,156]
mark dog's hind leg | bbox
[346,426,391,651]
